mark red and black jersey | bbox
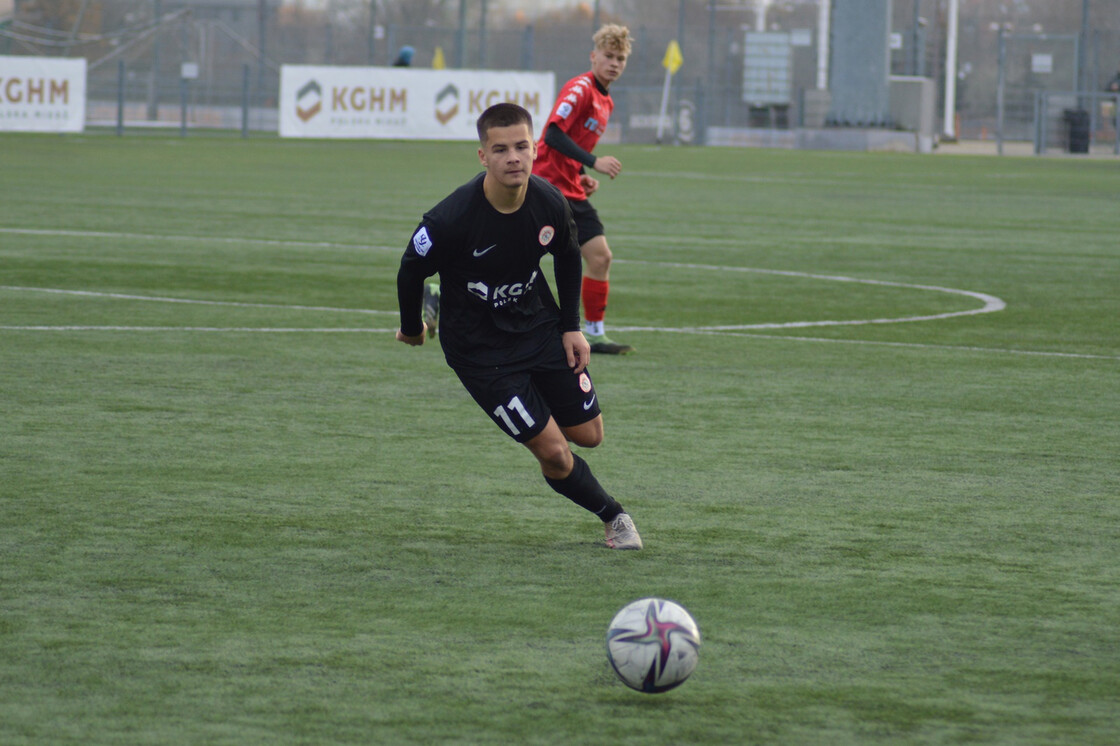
[533,72,614,201]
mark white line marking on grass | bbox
[615,259,1005,329]
[617,327,1120,361]
[0,227,400,253]
[0,286,396,315]
[8,240,1109,360]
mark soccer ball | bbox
[606,597,701,693]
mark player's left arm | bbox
[544,123,595,168]
[551,203,586,371]
[562,330,590,375]
[551,209,583,328]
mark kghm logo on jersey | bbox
[296,80,322,122]
[466,270,539,308]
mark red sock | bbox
[582,277,609,323]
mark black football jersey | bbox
[398,173,582,369]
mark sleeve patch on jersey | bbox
[538,225,555,246]
[556,101,573,119]
[412,226,433,256]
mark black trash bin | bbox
[1064,109,1090,153]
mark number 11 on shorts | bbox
[494,396,536,436]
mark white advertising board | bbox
[279,65,554,140]
[0,55,86,133]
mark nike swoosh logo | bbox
[473,244,497,257]
[583,394,596,410]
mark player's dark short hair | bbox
[476,103,533,144]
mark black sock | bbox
[544,453,623,522]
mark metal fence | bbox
[4,1,1119,149]
[1032,91,1120,155]
[75,16,788,141]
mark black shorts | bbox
[568,198,604,247]
[452,343,601,443]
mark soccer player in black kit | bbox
[396,103,642,550]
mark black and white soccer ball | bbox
[606,597,701,693]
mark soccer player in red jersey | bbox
[533,24,635,355]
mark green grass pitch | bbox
[2,132,1119,744]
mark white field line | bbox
[3,320,1113,361]
[0,227,399,253]
[4,228,1113,360]
[613,259,1005,330]
[614,327,1120,362]
[0,285,396,315]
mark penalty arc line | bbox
[0,226,1010,324]
[613,259,1006,329]
[3,228,1114,360]
[4,257,1004,331]
[3,270,999,334]
[6,235,1109,359]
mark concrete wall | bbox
[889,75,937,153]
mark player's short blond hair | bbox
[593,24,632,56]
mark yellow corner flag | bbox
[662,40,683,75]
[432,47,446,70]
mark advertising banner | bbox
[279,65,554,140]
[0,55,86,133]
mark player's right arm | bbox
[396,223,438,344]
[591,155,621,180]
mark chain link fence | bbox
[3,1,1118,148]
